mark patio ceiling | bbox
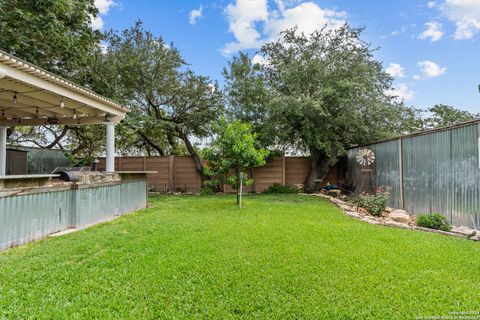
[0,50,128,126]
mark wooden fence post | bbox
[282,155,286,186]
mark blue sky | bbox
[96,0,480,113]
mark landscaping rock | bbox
[292,184,304,191]
[413,226,466,238]
[384,220,411,229]
[362,217,381,225]
[384,207,393,213]
[339,204,355,212]
[469,235,480,241]
[328,189,342,196]
[387,210,411,224]
[357,207,368,215]
[451,226,477,237]
[345,211,361,219]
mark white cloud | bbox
[391,26,408,36]
[91,16,104,30]
[95,0,116,14]
[264,2,346,41]
[222,0,346,56]
[387,83,416,102]
[91,0,116,30]
[427,1,437,8]
[437,0,480,39]
[419,22,444,42]
[252,54,268,65]
[385,63,406,78]
[223,0,269,55]
[413,74,421,80]
[418,60,447,78]
[189,6,204,25]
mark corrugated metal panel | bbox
[119,180,148,214]
[346,140,401,208]
[346,122,480,229]
[16,147,71,174]
[74,181,147,227]
[403,123,480,228]
[402,129,451,219]
[0,180,147,251]
[372,140,402,209]
[0,190,71,250]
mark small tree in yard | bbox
[203,119,270,206]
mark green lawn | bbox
[1,195,480,319]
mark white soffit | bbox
[0,50,128,126]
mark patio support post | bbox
[106,122,115,173]
[0,126,6,176]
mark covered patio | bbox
[0,50,150,251]
[0,49,127,175]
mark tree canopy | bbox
[222,52,270,147]
[254,25,415,191]
[0,0,100,81]
[93,22,224,172]
[424,104,479,128]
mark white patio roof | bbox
[0,50,128,126]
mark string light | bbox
[60,98,65,108]
[13,92,17,104]
[72,109,77,120]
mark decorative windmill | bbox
[355,148,376,193]
[356,148,376,166]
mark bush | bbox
[416,213,451,231]
[264,183,298,194]
[354,192,390,217]
[200,187,215,196]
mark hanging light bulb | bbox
[73,110,77,120]
[35,107,39,119]
[13,92,17,104]
[60,98,65,108]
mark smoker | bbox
[52,167,90,182]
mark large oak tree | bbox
[257,25,418,192]
[93,22,224,173]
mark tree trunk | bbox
[304,149,332,193]
[178,132,204,175]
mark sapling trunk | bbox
[239,172,244,208]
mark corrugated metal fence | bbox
[346,122,480,228]
[0,180,147,251]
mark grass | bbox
[1,194,480,319]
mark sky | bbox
[94,0,480,113]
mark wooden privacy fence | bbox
[99,156,340,193]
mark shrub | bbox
[354,192,390,217]
[416,213,451,231]
[264,183,298,194]
[200,187,215,196]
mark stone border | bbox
[303,193,480,242]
